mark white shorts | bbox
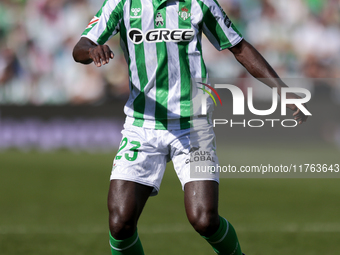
[110,118,219,196]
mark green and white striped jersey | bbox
[82,0,242,130]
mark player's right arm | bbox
[73,0,124,67]
[73,37,114,67]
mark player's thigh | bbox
[171,122,219,192]
[108,180,153,239]
[184,180,219,216]
[108,179,153,222]
[184,180,220,235]
[111,126,168,196]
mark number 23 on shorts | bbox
[115,137,141,161]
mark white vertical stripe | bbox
[123,0,140,118]
[166,2,181,124]
[86,0,122,41]
[189,0,203,80]
[141,0,157,123]
[191,0,214,115]
[201,0,242,48]
[83,0,232,129]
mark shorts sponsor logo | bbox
[128,28,195,44]
[185,150,215,164]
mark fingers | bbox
[293,108,308,124]
[104,50,111,64]
[89,45,114,67]
[285,94,309,125]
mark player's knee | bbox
[187,210,219,236]
[109,210,137,239]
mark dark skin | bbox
[107,180,153,239]
[73,37,114,67]
[107,180,219,239]
[73,38,308,239]
[228,39,308,124]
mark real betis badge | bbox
[178,7,191,21]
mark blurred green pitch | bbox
[0,143,340,255]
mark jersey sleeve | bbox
[81,0,125,45]
[201,0,243,51]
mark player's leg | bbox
[184,180,219,236]
[170,120,243,254]
[108,125,169,254]
[108,179,153,255]
[184,180,243,255]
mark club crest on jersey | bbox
[155,12,164,27]
[178,7,191,21]
[86,16,99,29]
[131,8,141,18]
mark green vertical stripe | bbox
[231,23,242,37]
[178,0,192,129]
[197,0,231,49]
[196,37,207,82]
[130,0,148,127]
[196,10,207,83]
[211,0,243,40]
[119,18,133,94]
[153,0,169,130]
[119,18,129,64]
[82,0,109,36]
[98,0,109,16]
[197,35,207,120]
[97,0,126,44]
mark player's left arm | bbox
[229,39,308,124]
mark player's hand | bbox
[89,45,114,67]
[293,105,308,124]
[285,93,308,124]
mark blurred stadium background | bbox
[0,0,340,254]
[0,0,340,150]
